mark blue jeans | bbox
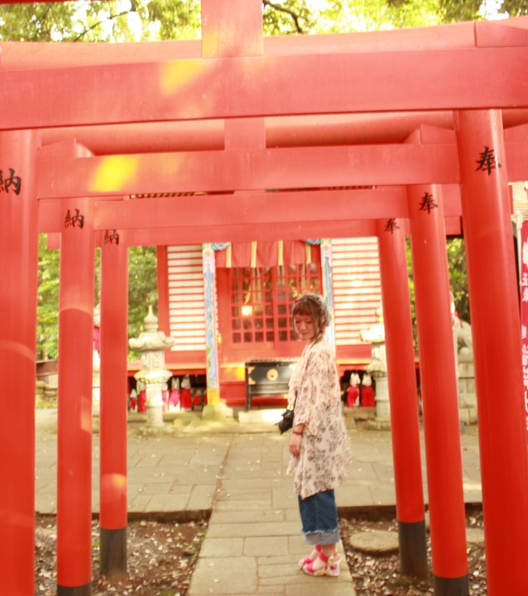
[298,489,340,545]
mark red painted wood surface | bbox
[408,184,468,580]
[2,47,528,131]
[456,109,528,596]
[0,130,40,596]
[124,220,380,247]
[100,231,129,531]
[97,188,409,228]
[37,186,463,237]
[0,20,479,70]
[4,17,527,73]
[35,138,528,201]
[57,195,95,589]
[36,144,459,199]
[27,110,528,157]
[377,219,424,524]
[156,247,171,342]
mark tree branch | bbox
[73,8,133,42]
[263,0,305,34]
[30,5,53,41]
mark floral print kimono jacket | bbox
[286,338,352,499]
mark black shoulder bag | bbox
[277,391,297,434]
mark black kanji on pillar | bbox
[104,230,120,245]
[418,192,438,213]
[475,146,502,176]
[64,208,85,229]
[0,168,22,195]
[384,218,400,233]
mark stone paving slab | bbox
[200,538,245,558]
[210,510,286,524]
[190,556,258,594]
[206,522,302,539]
[245,536,290,557]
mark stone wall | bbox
[458,357,477,425]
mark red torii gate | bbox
[1,2,528,595]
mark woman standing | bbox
[287,293,351,577]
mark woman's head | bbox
[292,293,331,342]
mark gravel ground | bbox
[35,515,207,596]
[35,509,486,596]
[340,509,487,596]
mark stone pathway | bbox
[188,434,355,596]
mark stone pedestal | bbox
[360,305,391,428]
[145,380,169,428]
[366,369,391,430]
[458,356,477,425]
[373,373,390,422]
[92,349,100,417]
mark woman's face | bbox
[294,313,317,341]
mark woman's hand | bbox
[289,431,302,457]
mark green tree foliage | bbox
[36,240,158,359]
[406,236,469,350]
[2,0,515,44]
[143,0,201,40]
[447,237,470,323]
[501,0,528,18]
[316,0,441,32]
[263,1,314,34]
[37,235,60,360]
[127,246,159,360]
[0,0,317,42]
[0,1,140,42]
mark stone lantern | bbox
[359,305,391,427]
[129,306,175,428]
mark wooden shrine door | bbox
[216,264,322,363]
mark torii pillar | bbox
[0,130,40,596]
[57,196,96,595]
[456,109,528,596]
[408,184,469,596]
[99,228,129,581]
[376,217,427,579]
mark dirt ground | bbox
[341,509,487,596]
[35,516,207,596]
[35,510,486,596]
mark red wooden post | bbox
[99,228,129,581]
[0,130,40,595]
[455,110,528,596]
[407,184,469,596]
[57,195,95,595]
[376,218,427,579]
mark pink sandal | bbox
[298,544,321,568]
[302,552,341,577]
